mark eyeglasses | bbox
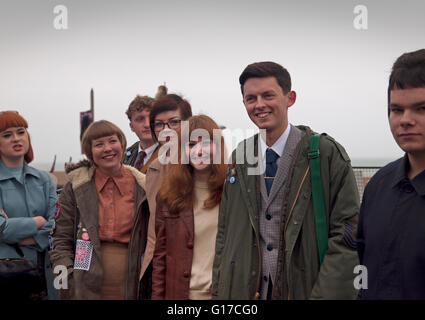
[154,119,181,131]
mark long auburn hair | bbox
[159,115,227,214]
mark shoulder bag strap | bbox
[308,133,328,265]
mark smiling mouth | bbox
[103,154,116,161]
[256,112,271,119]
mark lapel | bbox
[124,142,139,166]
[182,207,194,242]
[235,135,260,228]
[74,180,101,254]
[140,147,159,174]
[263,125,303,208]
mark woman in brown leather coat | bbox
[151,115,226,300]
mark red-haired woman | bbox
[151,114,227,300]
[0,111,58,299]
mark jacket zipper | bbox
[283,166,310,300]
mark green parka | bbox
[212,126,360,300]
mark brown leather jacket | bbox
[151,194,194,300]
[49,161,150,300]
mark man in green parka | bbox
[212,61,360,300]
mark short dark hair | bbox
[239,61,292,95]
[388,49,425,114]
[149,94,193,141]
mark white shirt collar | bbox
[259,124,291,162]
[138,142,159,165]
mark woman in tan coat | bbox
[50,120,150,300]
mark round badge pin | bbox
[229,176,236,184]
[82,232,90,241]
[125,151,131,157]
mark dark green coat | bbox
[212,126,360,300]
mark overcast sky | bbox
[1,0,424,170]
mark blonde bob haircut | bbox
[81,120,127,162]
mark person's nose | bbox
[197,145,204,157]
[143,118,150,129]
[104,142,113,152]
[255,96,266,109]
[11,132,20,141]
[400,109,416,127]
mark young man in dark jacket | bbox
[357,49,425,299]
[123,94,159,173]
[212,61,360,300]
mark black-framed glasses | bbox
[154,119,181,131]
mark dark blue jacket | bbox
[357,155,425,299]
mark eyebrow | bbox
[1,127,25,133]
[155,116,179,121]
[390,101,425,108]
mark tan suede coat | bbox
[50,161,150,300]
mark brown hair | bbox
[125,95,155,120]
[239,61,292,95]
[81,120,127,162]
[0,111,34,163]
[159,115,227,214]
[149,94,193,141]
[388,49,425,115]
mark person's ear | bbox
[287,91,296,107]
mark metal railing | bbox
[352,167,381,202]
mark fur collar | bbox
[65,160,146,190]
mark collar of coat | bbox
[65,159,146,191]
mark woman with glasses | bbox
[0,111,58,299]
[138,94,192,296]
[49,120,150,300]
[151,115,227,299]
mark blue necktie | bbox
[265,148,279,195]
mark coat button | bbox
[183,271,189,278]
[187,242,193,249]
[266,214,272,220]
[293,220,298,225]
[267,244,273,251]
